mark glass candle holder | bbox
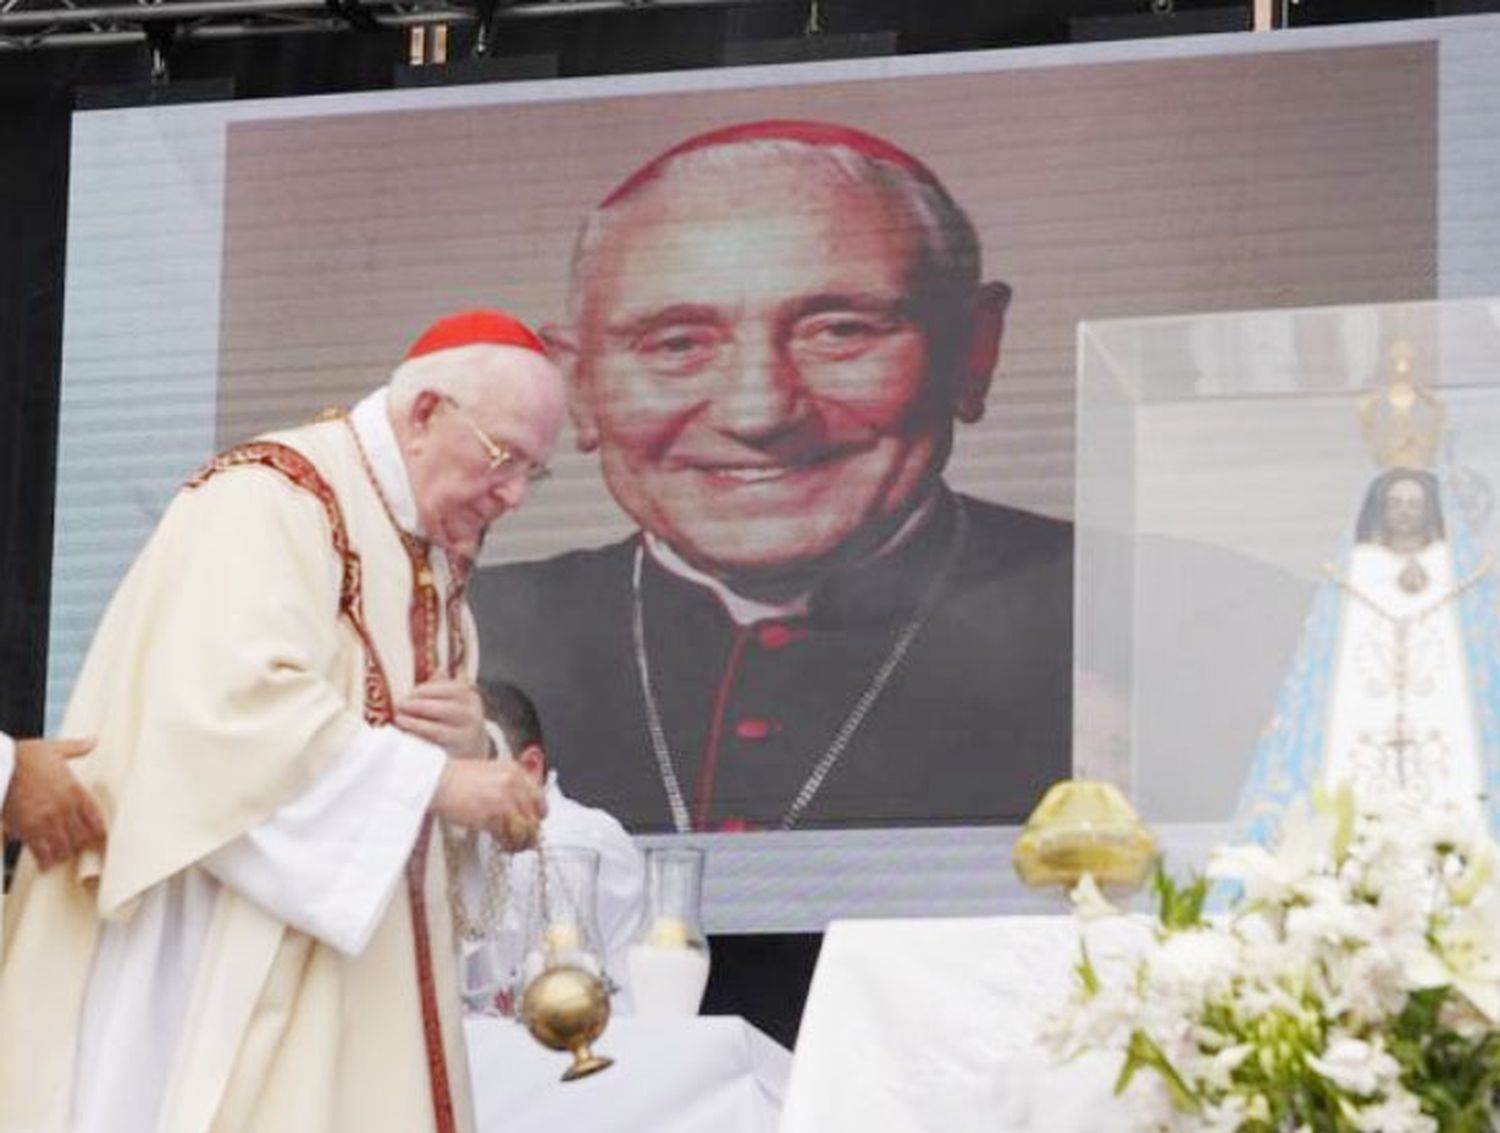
[626,847,711,1016]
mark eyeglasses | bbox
[441,397,551,484]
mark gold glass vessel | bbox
[1013,779,1158,894]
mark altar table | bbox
[779,915,1154,1133]
[467,1014,792,1133]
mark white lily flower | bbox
[1429,899,1500,1022]
[1347,1087,1438,1133]
[1305,1035,1400,1097]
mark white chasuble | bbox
[0,415,478,1133]
[1322,542,1485,818]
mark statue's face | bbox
[1383,477,1429,542]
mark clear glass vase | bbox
[519,846,610,991]
[626,847,711,1017]
[460,929,522,1017]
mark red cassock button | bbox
[756,622,805,650]
[734,717,774,741]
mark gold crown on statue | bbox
[1356,339,1446,470]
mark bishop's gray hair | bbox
[566,136,984,320]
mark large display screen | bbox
[50,16,1500,927]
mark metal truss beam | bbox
[0,0,778,51]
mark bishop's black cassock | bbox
[472,490,1072,833]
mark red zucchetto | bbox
[600,118,943,208]
[405,309,547,361]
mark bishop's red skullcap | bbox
[600,119,943,208]
[404,309,547,362]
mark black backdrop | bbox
[0,0,1469,1048]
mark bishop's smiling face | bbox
[562,158,970,582]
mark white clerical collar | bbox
[644,534,807,626]
[350,388,424,537]
[642,491,940,628]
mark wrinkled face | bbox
[565,160,978,583]
[401,351,565,560]
[1383,477,1429,542]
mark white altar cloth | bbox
[780,915,1155,1133]
[467,1014,791,1133]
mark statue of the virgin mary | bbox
[1234,464,1500,844]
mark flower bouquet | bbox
[1044,792,1500,1132]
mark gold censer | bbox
[520,964,615,1082]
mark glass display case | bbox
[1075,296,1500,826]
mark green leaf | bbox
[1074,938,1101,998]
[1151,860,1209,931]
[1329,783,1356,862]
[1114,1030,1201,1114]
